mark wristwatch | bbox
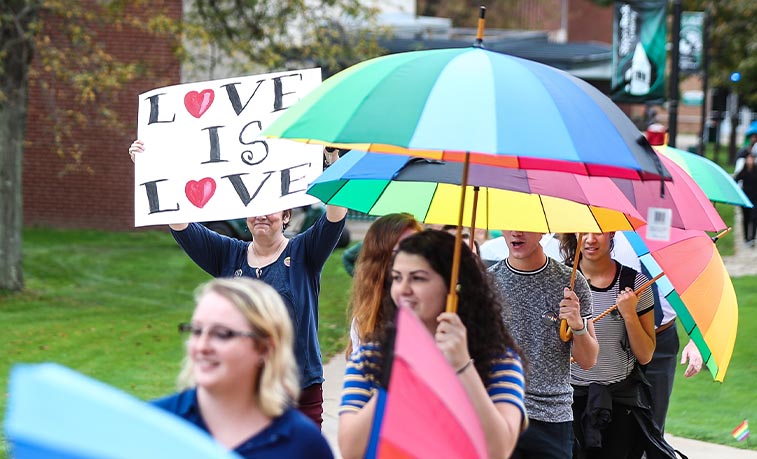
[572,317,589,336]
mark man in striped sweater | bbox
[489,230,598,459]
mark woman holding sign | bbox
[130,140,347,428]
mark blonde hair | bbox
[178,278,300,417]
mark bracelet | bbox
[456,358,474,375]
[572,317,589,336]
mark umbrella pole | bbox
[469,186,480,252]
[569,271,666,363]
[561,233,583,342]
[592,272,665,322]
[446,152,471,314]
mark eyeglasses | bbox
[178,323,258,342]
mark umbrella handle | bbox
[560,321,572,342]
[564,272,665,343]
[561,234,584,342]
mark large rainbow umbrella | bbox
[624,228,737,381]
[311,150,729,232]
[263,46,669,181]
[311,150,645,233]
[265,32,671,313]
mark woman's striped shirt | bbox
[571,262,654,386]
[339,342,528,430]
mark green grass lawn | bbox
[1,225,755,456]
[666,275,757,449]
[0,227,352,458]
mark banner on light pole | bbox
[679,11,704,73]
[611,1,667,103]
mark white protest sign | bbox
[135,69,323,227]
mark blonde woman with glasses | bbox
[152,278,333,459]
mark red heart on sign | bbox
[184,89,214,118]
[185,178,216,208]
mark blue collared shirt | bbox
[171,213,345,387]
[152,389,334,459]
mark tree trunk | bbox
[0,3,38,291]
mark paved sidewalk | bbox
[321,355,756,459]
[722,209,757,277]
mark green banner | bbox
[611,1,667,103]
[679,12,704,73]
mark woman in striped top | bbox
[560,233,678,458]
[338,230,527,459]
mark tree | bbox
[0,1,177,291]
[1,1,38,291]
[183,1,385,79]
[682,0,757,109]
[0,0,383,292]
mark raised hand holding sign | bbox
[134,69,322,227]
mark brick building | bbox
[22,1,701,232]
[22,2,182,231]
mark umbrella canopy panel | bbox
[366,306,488,459]
[611,154,726,232]
[656,145,753,208]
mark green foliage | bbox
[28,1,179,172]
[683,0,757,109]
[182,0,387,79]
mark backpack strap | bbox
[617,262,637,292]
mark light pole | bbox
[728,72,741,163]
[667,0,682,148]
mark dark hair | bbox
[558,233,614,266]
[374,230,523,384]
[558,233,579,265]
[282,209,292,231]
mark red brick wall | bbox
[568,0,613,44]
[23,1,181,231]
